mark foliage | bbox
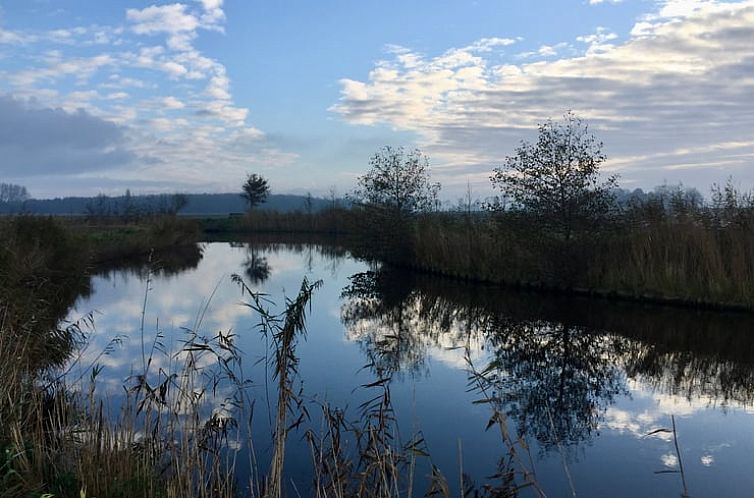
[352,146,440,216]
[490,112,618,240]
[241,173,271,211]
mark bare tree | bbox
[490,112,618,240]
[241,173,270,211]
[328,185,339,210]
[0,183,30,203]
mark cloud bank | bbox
[0,0,293,197]
[333,0,754,190]
[0,96,135,176]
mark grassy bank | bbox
[0,215,201,268]
[67,216,201,265]
[200,208,351,235]
[0,215,204,389]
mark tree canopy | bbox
[353,146,440,215]
[490,112,618,240]
[241,173,270,210]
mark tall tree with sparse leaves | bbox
[353,146,440,216]
[241,173,270,211]
[490,112,618,240]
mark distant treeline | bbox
[0,192,336,216]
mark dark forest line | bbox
[0,191,334,216]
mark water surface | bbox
[66,239,754,497]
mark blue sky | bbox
[1,0,753,199]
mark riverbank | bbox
[4,209,754,313]
[193,208,754,312]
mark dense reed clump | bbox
[0,217,92,370]
[590,185,754,306]
[370,181,754,310]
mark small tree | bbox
[304,192,314,216]
[353,146,440,216]
[169,193,188,215]
[490,112,618,240]
[241,173,270,211]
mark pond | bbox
[64,238,754,497]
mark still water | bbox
[66,239,754,497]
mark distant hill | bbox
[0,193,336,216]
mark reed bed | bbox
[2,263,546,498]
[402,200,754,310]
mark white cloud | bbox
[206,72,231,100]
[656,0,720,18]
[333,0,754,190]
[199,0,225,27]
[0,27,33,44]
[576,27,618,45]
[127,4,200,36]
[161,60,188,78]
[126,2,225,50]
[0,0,292,195]
[467,37,521,52]
[11,54,115,86]
[162,96,185,109]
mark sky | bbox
[0,0,753,200]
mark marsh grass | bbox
[403,205,754,310]
[1,269,552,498]
[0,295,249,497]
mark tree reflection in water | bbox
[340,268,754,453]
[484,319,627,450]
[243,252,272,284]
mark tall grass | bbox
[391,195,754,309]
